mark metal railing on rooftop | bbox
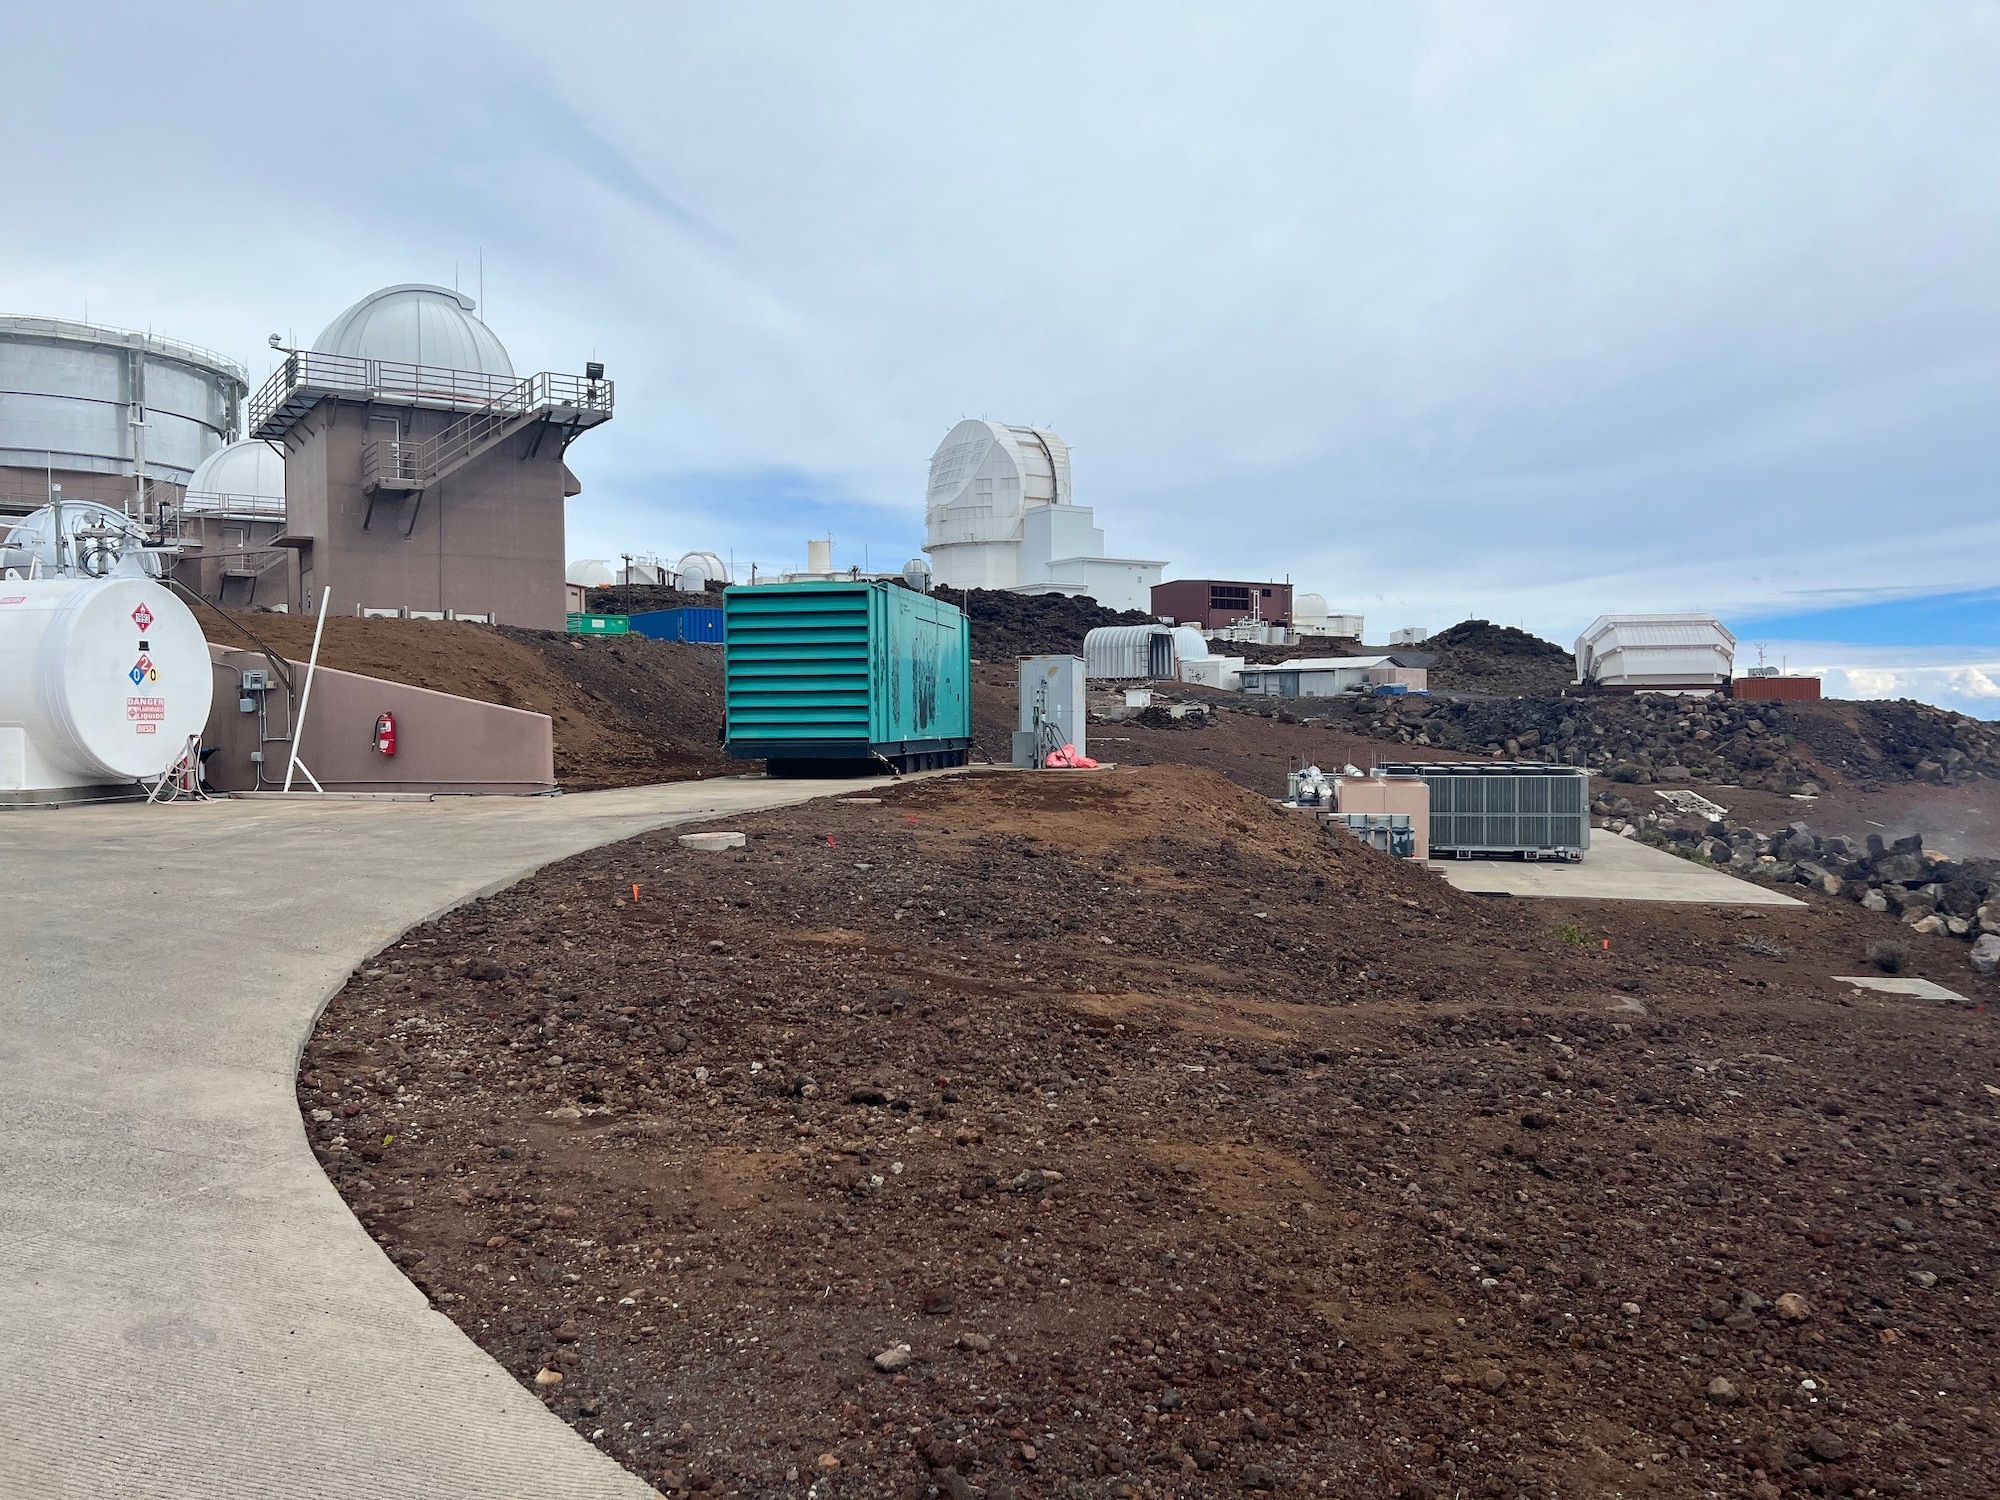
[0,314,249,382]
[179,489,287,519]
[247,350,613,440]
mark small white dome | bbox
[312,284,514,377]
[566,558,614,587]
[185,439,284,503]
[1297,591,1329,616]
[674,551,728,587]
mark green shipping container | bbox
[723,581,972,771]
[566,612,630,635]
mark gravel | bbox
[301,764,2000,1498]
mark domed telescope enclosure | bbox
[0,315,247,526]
[170,439,290,607]
[921,418,1162,609]
[247,284,613,629]
[923,419,1071,590]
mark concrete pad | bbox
[0,774,905,1498]
[1426,834,1805,906]
[1832,975,1972,1003]
[677,829,747,850]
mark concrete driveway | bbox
[1427,832,1805,905]
[0,778,897,1499]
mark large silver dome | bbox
[311,284,513,377]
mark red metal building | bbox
[1732,675,1822,702]
[1150,578,1293,629]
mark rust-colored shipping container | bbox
[1732,675,1821,701]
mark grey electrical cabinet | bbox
[1018,655,1087,765]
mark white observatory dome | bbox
[183,439,284,510]
[312,284,514,377]
[566,558,615,587]
[923,419,1072,590]
[674,551,728,590]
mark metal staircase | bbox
[361,370,609,496]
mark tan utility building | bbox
[247,285,612,630]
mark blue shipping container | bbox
[723,581,971,771]
[628,606,725,643]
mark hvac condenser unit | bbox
[1377,761,1590,861]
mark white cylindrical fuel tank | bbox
[0,576,214,790]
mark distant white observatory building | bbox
[921,420,1163,611]
[1575,613,1736,693]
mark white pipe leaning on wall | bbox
[283,586,332,793]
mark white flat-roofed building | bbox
[1238,655,1428,697]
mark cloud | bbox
[1820,663,2000,720]
[1746,640,2000,721]
[5,2,2000,692]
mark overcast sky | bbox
[7,3,1997,712]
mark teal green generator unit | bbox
[723,580,973,772]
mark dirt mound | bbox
[1202,687,2000,796]
[496,628,727,779]
[577,584,721,616]
[1787,697,1999,783]
[302,764,2000,1498]
[956,589,1154,661]
[195,606,729,790]
[1421,619,1576,695]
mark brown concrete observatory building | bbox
[247,285,612,630]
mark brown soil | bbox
[195,606,730,790]
[970,667,1469,791]
[302,763,2000,1499]
[1102,710,1474,799]
[496,627,729,780]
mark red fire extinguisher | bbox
[372,711,397,757]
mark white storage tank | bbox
[0,576,214,798]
